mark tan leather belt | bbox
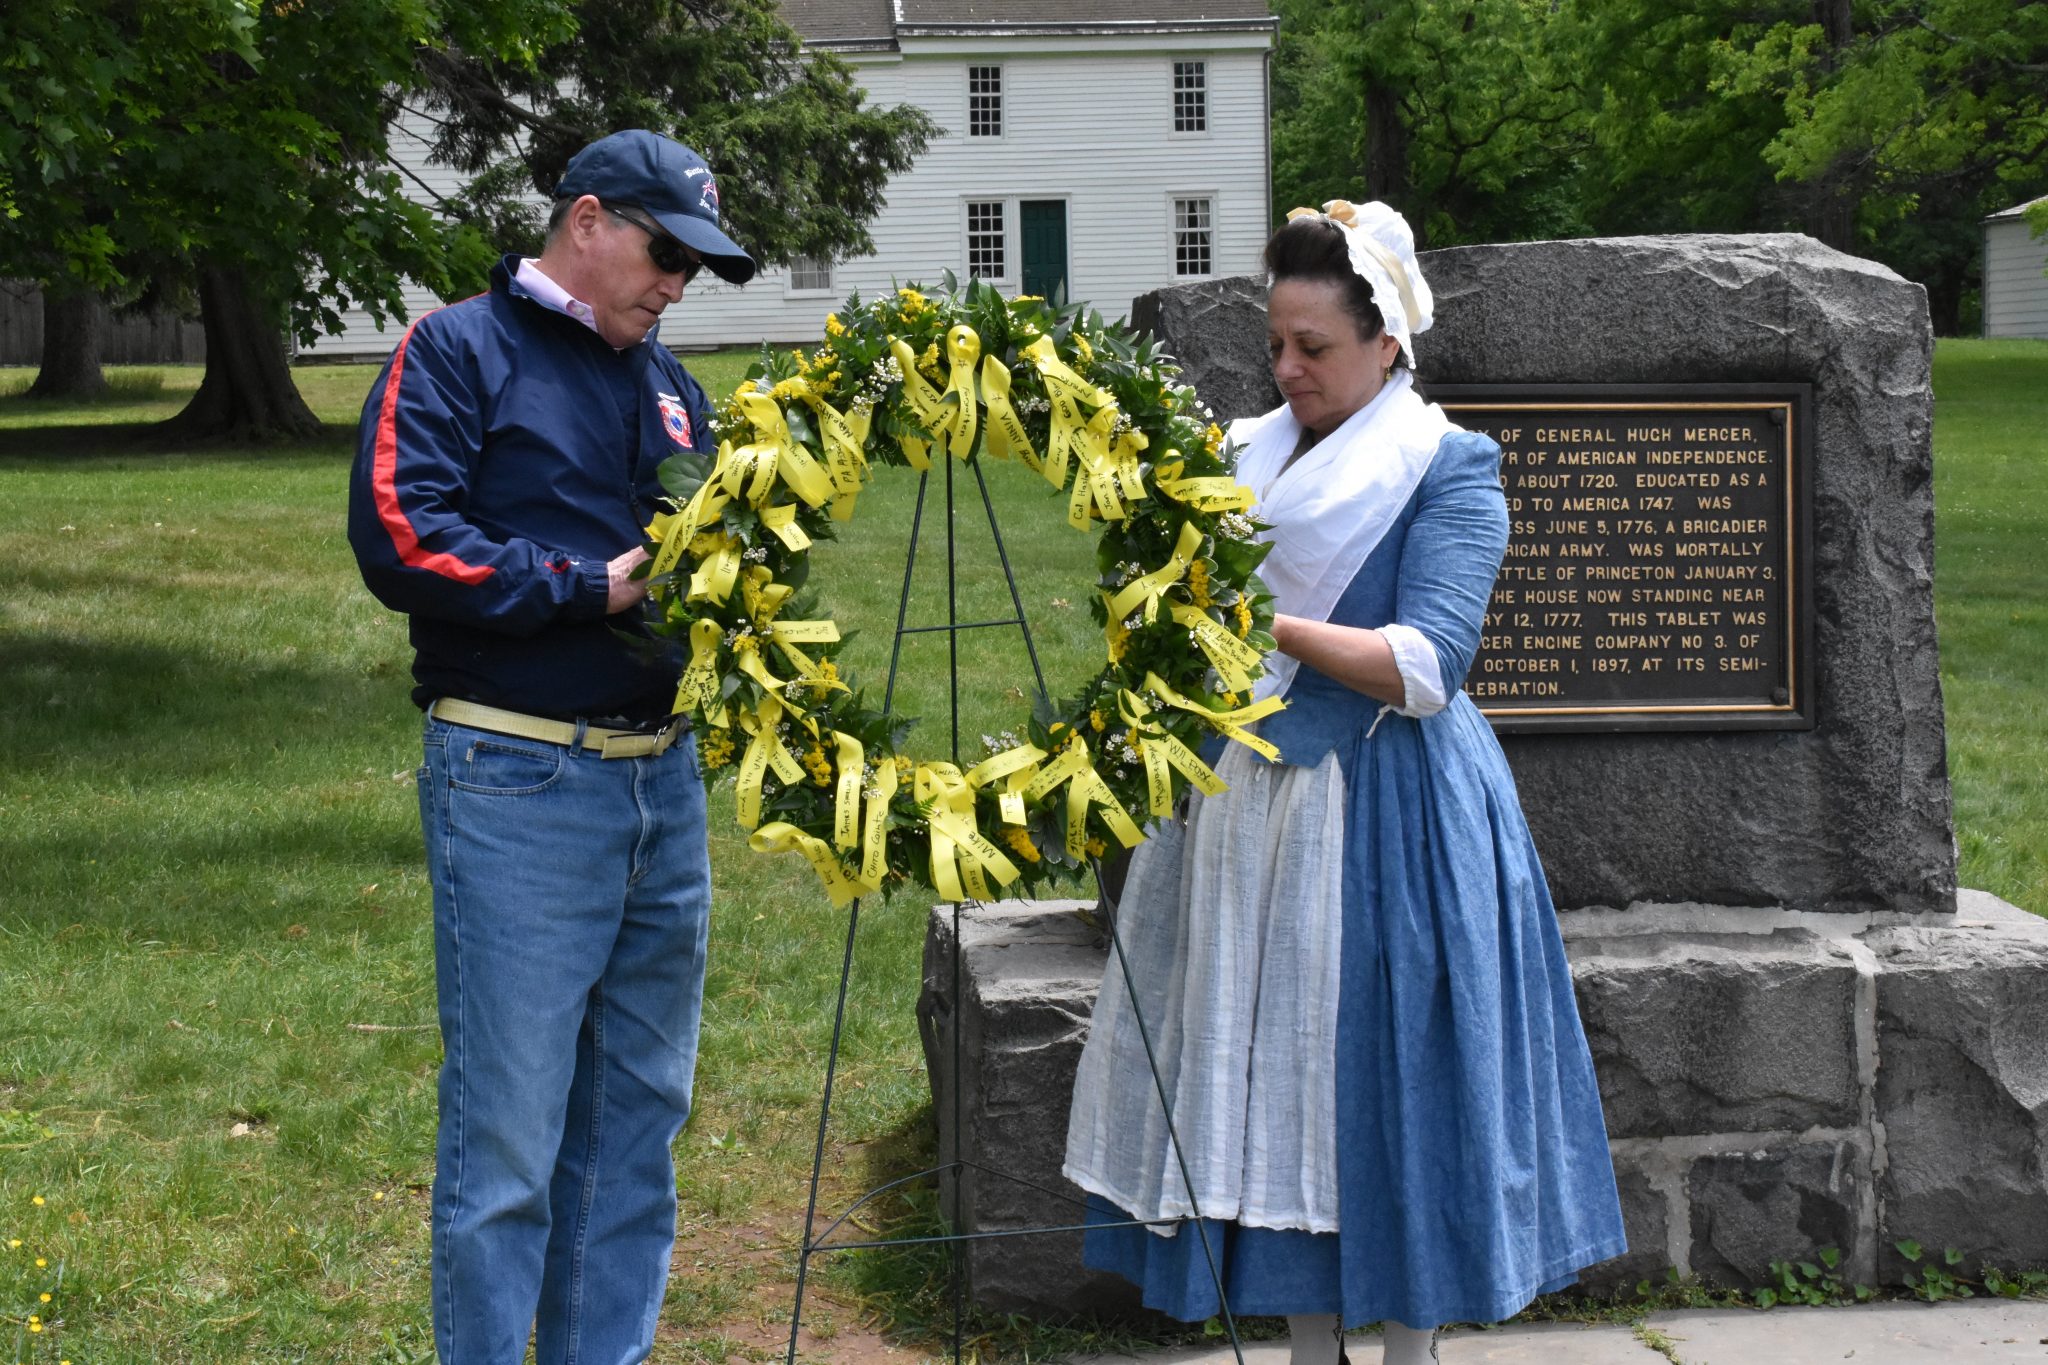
[430,698,684,760]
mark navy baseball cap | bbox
[557,130,756,285]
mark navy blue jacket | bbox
[348,256,714,721]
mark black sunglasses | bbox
[605,205,703,282]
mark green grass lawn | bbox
[1931,340,2048,913]
[1,339,2043,1364]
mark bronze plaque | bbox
[1433,384,1814,732]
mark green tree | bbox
[3,1,564,438]
[1568,0,2048,330]
[1727,0,2048,329]
[407,0,936,280]
[1270,0,1591,248]
[2,0,931,441]
[0,2,222,399]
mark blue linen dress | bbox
[1074,430,1626,1329]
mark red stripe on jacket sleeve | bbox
[372,316,497,586]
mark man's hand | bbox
[606,546,653,614]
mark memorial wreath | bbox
[643,278,1285,906]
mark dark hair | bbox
[1264,214,1402,363]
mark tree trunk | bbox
[1364,79,1417,244]
[1813,0,1853,49]
[1805,188,1858,253]
[25,288,109,400]
[1802,0,1859,253]
[161,261,321,442]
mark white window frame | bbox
[1171,60,1208,136]
[1171,193,1217,280]
[964,198,1012,284]
[967,63,1004,139]
[784,254,834,297]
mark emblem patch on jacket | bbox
[657,393,694,449]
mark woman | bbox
[1063,202,1625,1365]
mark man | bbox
[348,129,754,1365]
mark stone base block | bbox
[919,894,2048,1318]
[918,899,1148,1320]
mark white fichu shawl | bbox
[1234,368,1455,703]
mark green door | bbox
[1020,200,1068,305]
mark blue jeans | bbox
[418,716,711,1365]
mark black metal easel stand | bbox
[783,449,1247,1365]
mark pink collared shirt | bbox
[515,258,604,337]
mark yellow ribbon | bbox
[687,531,743,606]
[783,378,866,495]
[1065,762,1144,860]
[759,502,811,551]
[832,730,864,851]
[937,326,981,460]
[834,407,873,519]
[965,741,1048,827]
[1021,334,1110,408]
[736,390,835,509]
[750,821,861,907]
[731,633,791,702]
[1020,736,1142,860]
[647,473,734,582]
[1022,335,1109,495]
[1110,425,1150,509]
[739,565,791,627]
[1108,522,1205,627]
[736,696,806,830]
[1075,405,1126,525]
[978,355,1039,473]
[719,421,781,506]
[915,761,1020,902]
[1168,602,1264,695]
[1142,670,1286,762]
[859,756,896,891]
[1117,688,1229,817]
[891,338,948,456]
[1155,456,1256,513]
[673,619,724,716]
[768,622,845,689]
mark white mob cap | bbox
[1283,199,1433,365]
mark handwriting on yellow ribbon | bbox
[978,355,1039,472]
[938,326,981,461]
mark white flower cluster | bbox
[846,355,904,419]
[1217,512,1257,541]
[979,729,1024,755]
[742,545,769,564]
[1106,730,1141,766]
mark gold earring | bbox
[1383,364,1395,381]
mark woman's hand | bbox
[1271,613,1408,709]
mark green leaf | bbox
[1896,1239,1923,1262]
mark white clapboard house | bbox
[1982,196,2048,340]
[304,0,1277,359]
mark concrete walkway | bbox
[1094,1300,2048,1364]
